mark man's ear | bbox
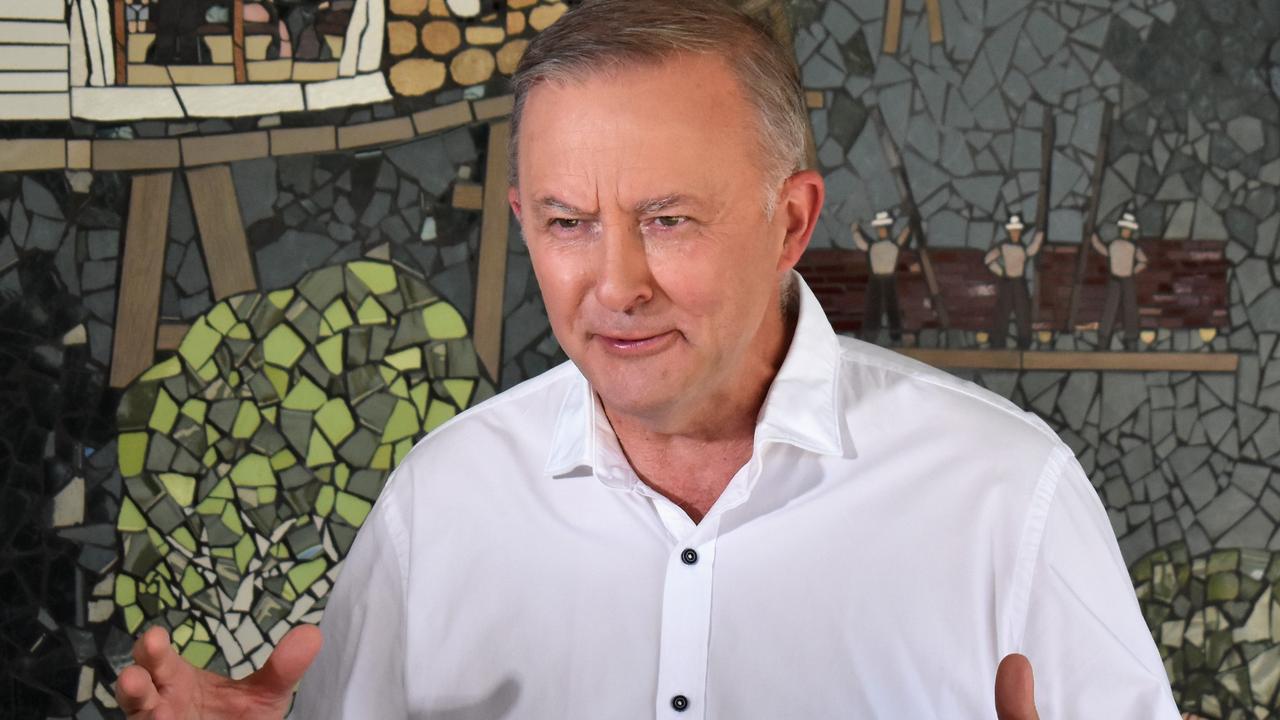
[508,186,523,223]
[775,169,824,273]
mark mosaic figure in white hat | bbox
[983,213,1044,349]
[1090,211,1149,350]
[851,210,912,343]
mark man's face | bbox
[510,53,813,425]
[1120,227,1132,240]
[1009,227,1023,243]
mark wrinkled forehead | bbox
[513,54,764,197]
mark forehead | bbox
[514,53,764,200]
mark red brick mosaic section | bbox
[797,239,1229,334]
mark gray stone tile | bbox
[87,229,119,261]
[1248,289,1280,332]
[255,230,337,289]
[821,1,858,44]
[1060,372,1097,430]
[81,260,116,293]
[1256,413,1280,460]
[26,215,64,252]
[1219,508,1275,547]
[22,177,62,219]
[1095,371,1146,427]
[1119,521,1156,563]
[175,245,208,296]
[802,53,846,90]
[1253,215,1278,258]
[386,138,455,196]
[1226,116,1265,154]
[1121,444,1155,480]
[1231,463,1271,499]
[429,263,473,319]
[1235,258,1273,307]
[232,157,279,227]
[1201,486,1256,539]
[360,192,392,229]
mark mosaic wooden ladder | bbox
[51,95,521,388]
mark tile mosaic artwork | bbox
[0,0,1278,717]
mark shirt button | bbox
[681,548,698,565]
[671,694,689,712]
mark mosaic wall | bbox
[0,0,1278,718]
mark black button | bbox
[681,548,698,565]
[671,694,689,711]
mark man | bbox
[984,213,1044,349]
[1091,211,1149,351]
[851,210,909,344]
[116,1,1180,718]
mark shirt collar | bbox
[543,272,848,479]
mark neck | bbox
[600,286,800,522]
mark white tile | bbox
[0,44,67,70]
[72,85,184,120]
[176,82,305,117]
[76,666,95,703]
[0,0,64,21]
[50,476,84,527]
[0,70,68,91]
[0,91,68,119]
[304,72,391,111]
[0,20,68,44]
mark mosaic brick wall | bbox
[0,0,1278,717]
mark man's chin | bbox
[594,386,681,423]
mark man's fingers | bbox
[248,624,324,694]
[115,664,161,715]
[131,626,189,688]
[994,653,1039,720]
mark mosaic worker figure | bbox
[125,0,151,34]
[1091,211,1149,351]
[147,0,213,64]
[116,1,1180,718]
[850,210,909,343]
[984,213,1044,349]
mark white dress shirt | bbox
[291,276,1181,719]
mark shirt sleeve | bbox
[289,475,410,719]
[1018,453,1183,719]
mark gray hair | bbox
[507,0,808,214]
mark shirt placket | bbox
[641,459,757,720]
[650,505,720,720]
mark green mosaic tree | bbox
[113,261,493,677]
[1134,544,1280,716]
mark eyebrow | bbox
[533,194,694,216]
[535,196,586,215]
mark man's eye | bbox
[550,218,580,230]
[654,216,686,228]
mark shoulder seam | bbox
[1003,444,1070,654]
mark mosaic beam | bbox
[1065,100,1115,331]
[883,0,903,54]
[186,164,258,300]
[870,106,950,330]
[111,171,173,387]
[474,119,512,383]
[1031,105,1055,327]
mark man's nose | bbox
[594,224,654,313]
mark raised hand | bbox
[115,624,323,720]
[994,653,1039,720]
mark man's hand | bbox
[115,624,323,720]
[995,653,1039,720]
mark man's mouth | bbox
[592,330,679,356]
